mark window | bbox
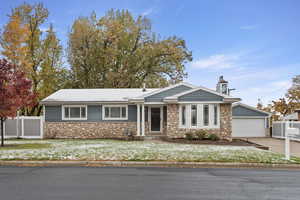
[214,105,218,125]
[103,105,127,120]
[191,105,197,127]
[181,105,186,126]
[63,105,87,120]
[179,104,219,128]
[203,105,209,126]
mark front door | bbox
[150,107,161,132]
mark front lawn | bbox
[0,139,299,164]
[0,143,51,151]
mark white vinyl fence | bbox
[272,121,300,141]
[1,116,44,139]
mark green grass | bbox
[0,143,51,150]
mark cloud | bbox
[236,79,292,106]
[190,54,241,70]
[141,8,154,16]
[240,25,257,30]
[188,49,299,106]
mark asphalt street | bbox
[0,166,300,200]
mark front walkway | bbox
[245,138,300,157]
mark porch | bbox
[136,104,167,136]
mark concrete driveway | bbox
[245,137,300,157]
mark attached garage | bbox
[232,103,270,138]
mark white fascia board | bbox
[128,98,145,103]
[144,102,166,105]
[232,116,268,119]
[223,98,241,103]
[163,99,178,103]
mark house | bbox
[41,76,269,140]
[232,103,271,137]
[283,109,300,121]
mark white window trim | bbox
[190,104,198,128]
[179,105,187,128]
[178,103,220,129]
[102,105,128,120]
[62,105,87,120]
[203,104,210,127]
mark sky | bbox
[1,0,300,106]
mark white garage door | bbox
[232,118,266,137]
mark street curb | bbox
[1,160,300,169]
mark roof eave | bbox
[233,102,272,116]
[163,99,178,103]
[40,100,130,105]
[223,98,241,103]
[128,99,145,103]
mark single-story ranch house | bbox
[41,76,271,140]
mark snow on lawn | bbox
[0,139,296,163]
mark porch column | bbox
[137,104,140,136]
[141,104,145,136]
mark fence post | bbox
[285,121,290,160]
[281,122,284,138]
[285,135,290,160]
[3,120,5,138]
[40,115,44,139]
[21,117,24,138]
[16,111,20,138]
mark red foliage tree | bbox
[0,59,36,146]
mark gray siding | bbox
[178,89,223,102]
[45,105,137,122]
[145,85,192,102]
[232,105,269,117]
[45,106,61,122]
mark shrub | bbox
[194,130,207,140]
[207,133,220,141]
[185,132,194,140]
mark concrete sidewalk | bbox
[245,138,300,157]
[1,160,300,169]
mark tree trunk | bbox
[1,118,4,147]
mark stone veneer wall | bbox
[166,104,232,140]
[44,122,137,139]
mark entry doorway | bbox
[149,106,163,133]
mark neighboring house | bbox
[283,109,300,121]
[41,76,268,140]
[232,103,271,137]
